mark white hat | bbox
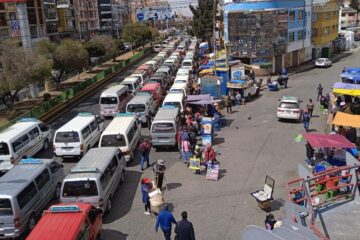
[157,159,165,165]
[340,102,346,106]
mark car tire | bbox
[53,183,61,200]
[28,214,37,232]
[120,170,125,185]
[42,139,49,150]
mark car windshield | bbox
[55,131,80,143]
[152,123,175,133]
[317,59,324,63]
[183,62,192,66]
[279,102,299,109]
[63,180,98,197]
[0,143,10,155]
[124,84,133,90]
[127,104,146,113]
[0,199,12,215]
[100,97,118,104]
[164,101,180,108]
[100,134,126,147]
[150,78,161,83]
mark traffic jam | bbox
[0,35,200,239]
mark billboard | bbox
[57,0,70,8]
[10,20,21,37]
[135,5,174,22]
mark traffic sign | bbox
[137,13,144,21]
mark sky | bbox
[168,0,197,17]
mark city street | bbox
[34,49,360,240]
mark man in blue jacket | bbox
[155,204,176,240]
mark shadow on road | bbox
[213,137,225,146]
[166,182,182,191]
[271,198,285,212]
[103,170,142,224]
[101,229,129,240]
[218,169,227,181]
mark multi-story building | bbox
[311,0,339,58]
[73,0,100,38]
[98,0,112,31]
[112,0,131,37]
[43,0,59,36]
[340,7,358,29]
[224,0,312,73]
[0,2,17,40]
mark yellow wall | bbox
[312,0,339,47]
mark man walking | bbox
[317,84,323,101]
[225,93,232,114]
[155,204,176,240]
[306,99,314,117]
[141,178,151,215]
[139,138,151,171]
[153,159,166,189]
[303,109,311,132]
[175,211,196,240]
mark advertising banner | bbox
[136,5,173,22]
[231,66,245,80]
[10,20,21,37]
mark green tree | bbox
[122,23,152,48]
[50,39,88,83]
[85,35,117,61]
[350,0,360,27]
[190,0,215,45]
[0,41,52,107]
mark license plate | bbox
[286,110,291,113]
[62,147,73,151]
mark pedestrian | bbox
[317,84,323,101]
[153,159,166,189]
[139,138,151,171]
[346,127,357,144]
[235,91,242,105]
[250,70,256,81]
[155,204,176,240]
[225,93,232,114]
[175,211,196,240]
[264,214,277,231]
[351,97,360,114]
[180,127,189,141]
[141,178,151,215]
[303,109,311,132]
[267,75,272,85]
[306,99,314,117]
[181,138,192,163]
[204,144,217,166]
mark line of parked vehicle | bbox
[0,34,199,239]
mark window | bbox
[39,124,49,132]
[298,10,303,21]
[298,31,304,40]
[62,180,98,197]
[17,182,37,209]
[49,161,62,173]
[0,198,12,215]
[76,221,90,240]
[12,135,29,153]
[342,13,345,17]
[349,13,356,17]
[100,134,126,147]
[312,28,318,37]
[324,27,330,36]
[312,13,318,22]
[289,11,295,21]
[324,12,330,20]
[21,134,30,146]
[55,131,80,143]
[81,126,91,139]
[100,97,117,104]
[152,123,175,133]
[289,32,295,42]
[0,143,9,155]
[89,121,98,132]
[35,169,50,190]
[127,128,135,145]
[28,127,40,140]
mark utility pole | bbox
[213,0,217,73]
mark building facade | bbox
[0,2,17,40]
[224,0,312,73]
[73,0,100,38]
[312,0,339,58]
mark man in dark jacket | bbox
[175,211,196,240]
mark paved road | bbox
[35,49,360,240]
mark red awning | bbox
[303,133,355,149]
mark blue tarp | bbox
[229,79,246,84]
[333,82,360,90]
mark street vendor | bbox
[153,159,166,189]
[204,144,217,165]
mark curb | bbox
[40,51,153,124]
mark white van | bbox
[182,59,194,70]
[174,75,190,85]
[153,44,162,53]
[99,114,141,162]
[162,92,185,112]
[99,85,132,117]
[53,113,105,158]
[126,94,156,126]
[122,76,141,94]
[60,147,125,213]
[0,118,51,176]
[170,82,188,97]
[0,158,64,237]
[131,71,149,86]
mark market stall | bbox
[303,133,356,168]
[332,111,360,128]
[332,82,360,96]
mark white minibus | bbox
[99,85,132,117]
[162,92,185,113]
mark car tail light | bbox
[99,198,104,208]
[80,144,84,151]
[14,218,20,228]
[293,110,300,113]
[277,109,284,112]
